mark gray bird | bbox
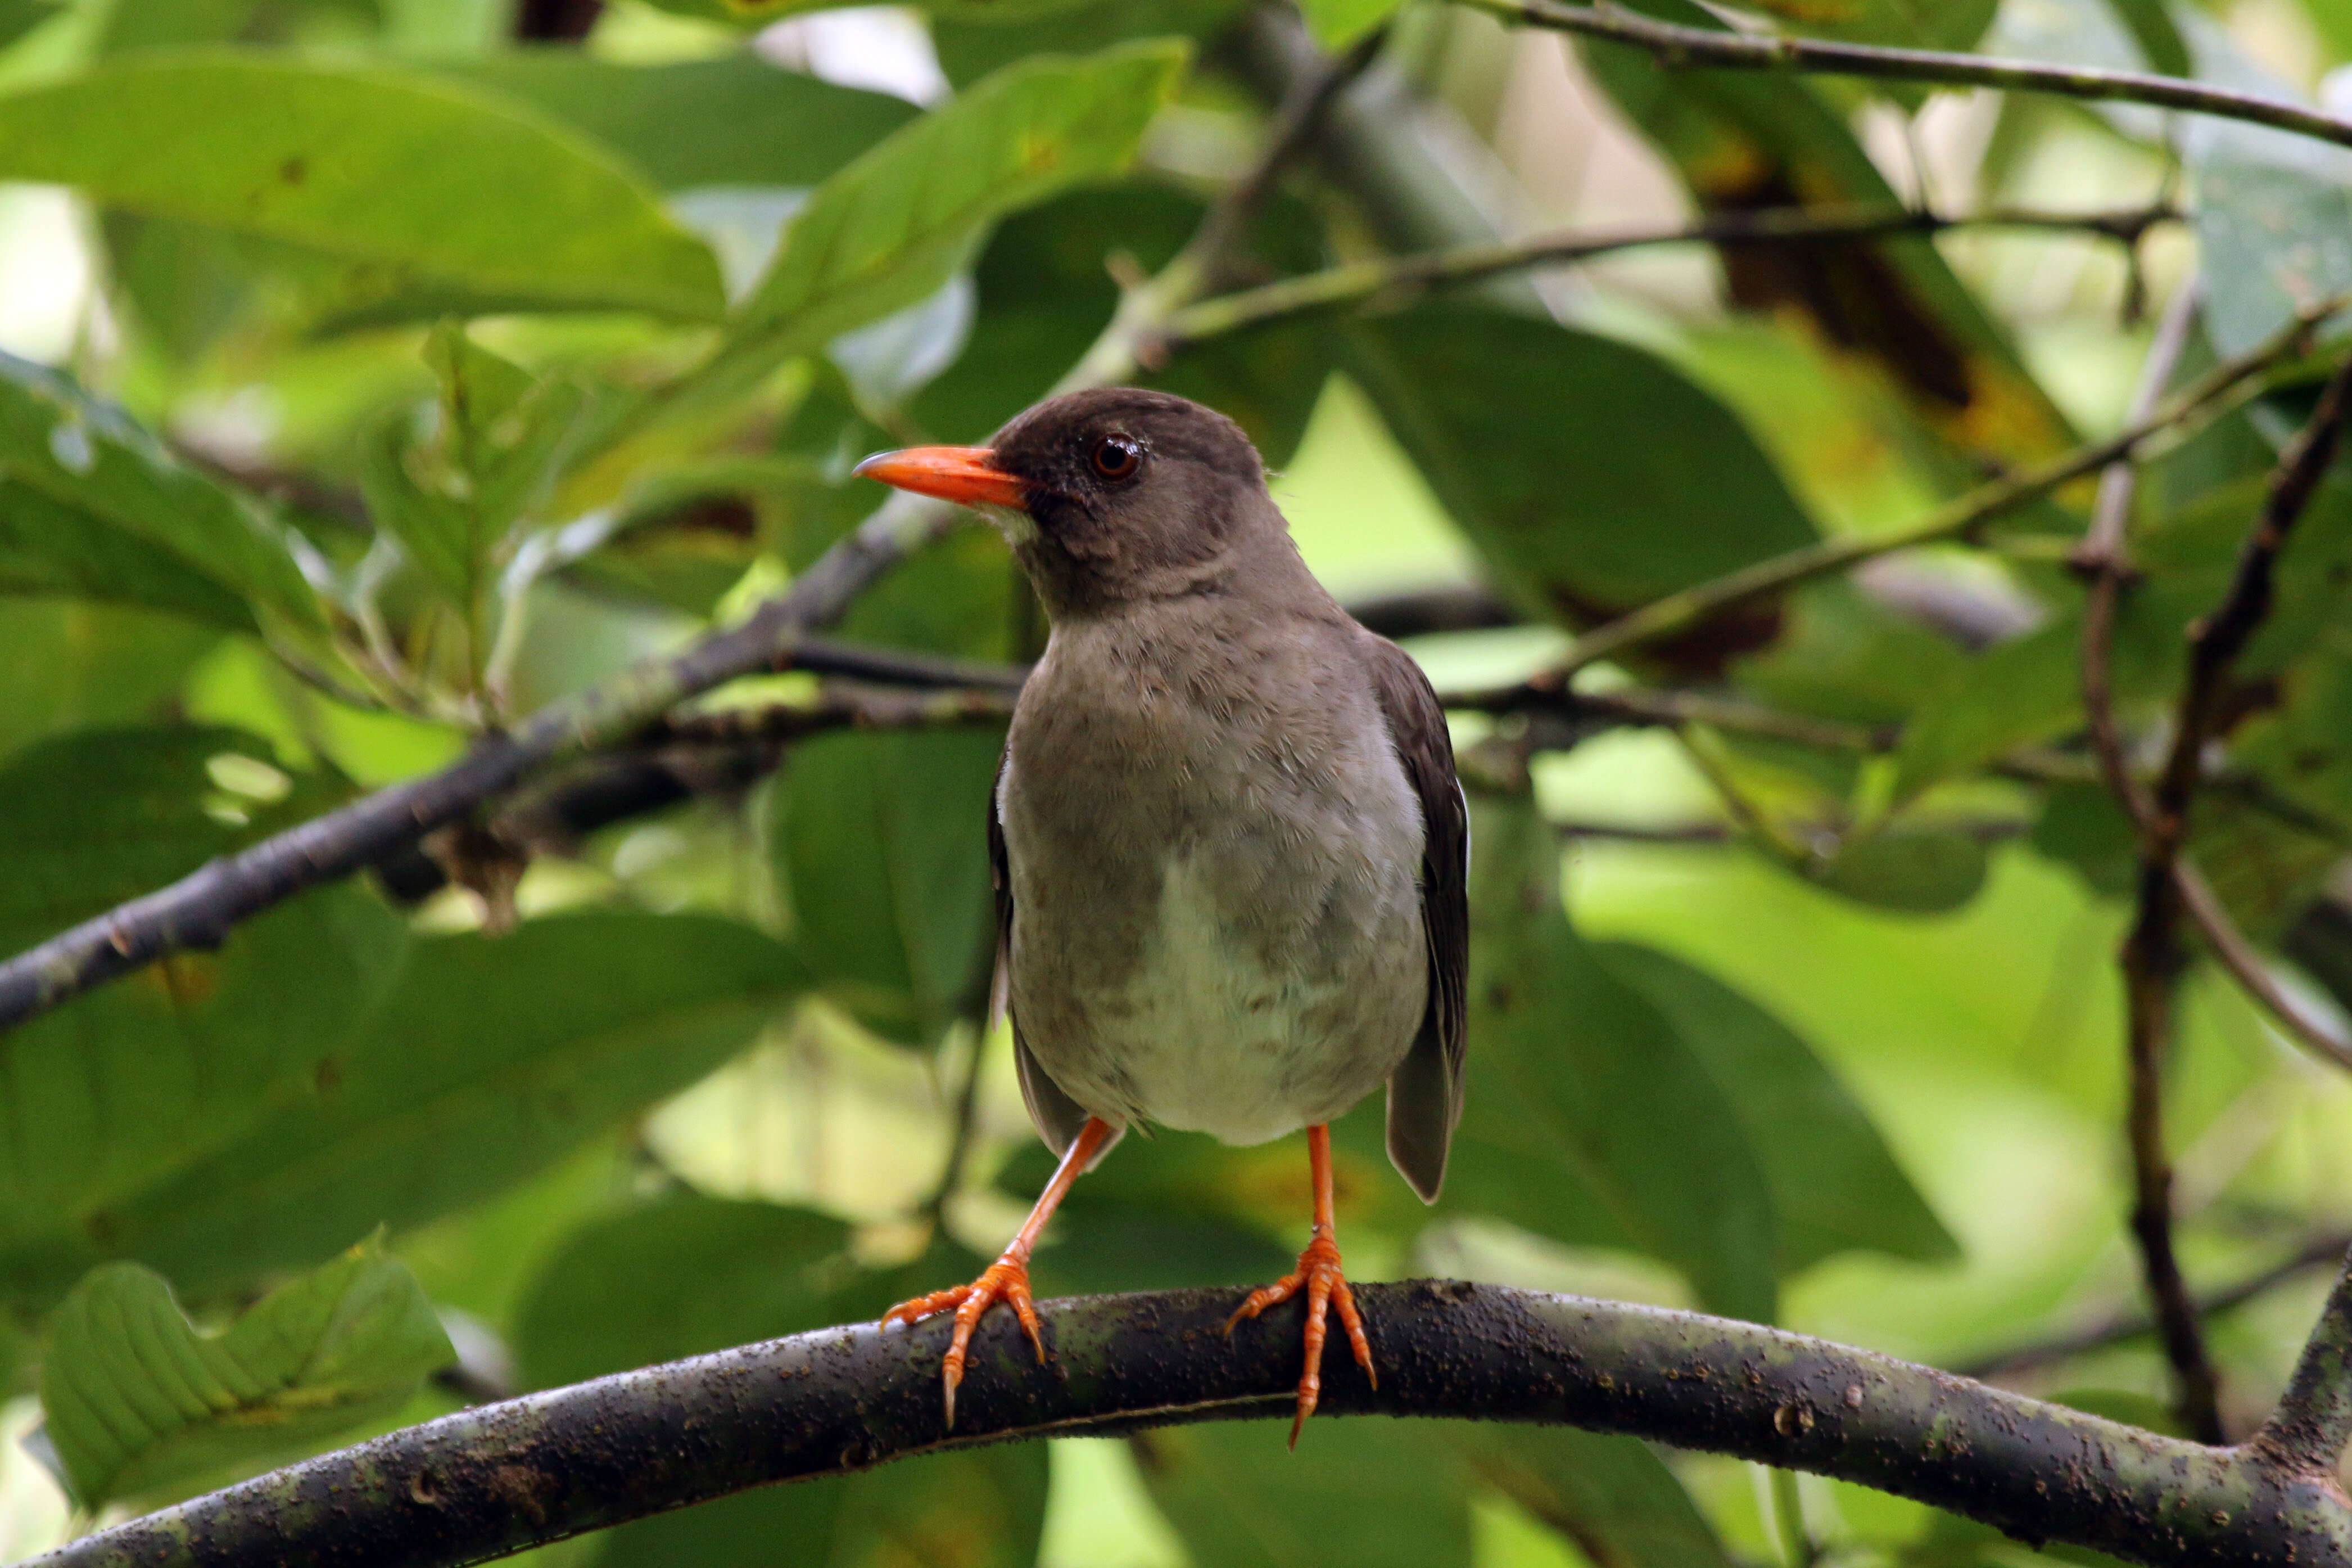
[856,387,1467,1443]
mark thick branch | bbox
[1159,204,2178,348]
[1554,297,2343,675]
[2257,1247,2352,1475]
[1468,0,2352,153]
[33,1284,2352,1568]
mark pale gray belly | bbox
[1006,835,1428,1145]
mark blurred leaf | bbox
[636,0,1089,25]
[0,0,62,48]
[0,354,317,631]
[1452,1423,1736,1568]
[7,912,806,1300]
[1441,797,1780,1322]
[38,1235,451,1508]
[513,1195,851,1389]
[1297,0,1401,49]
[1891,620,2080,803]
[1135,1419,1471,1568]
[1344,306,1815,659]
[1733,579,1970,727]
[0,602,219,762]
[0,55,725,320]
[693,40,1187,401]
[773,728,1001,1044]
[360,324,591,604]
[440,53,919,191]
[1581,0,2075,478]
[1744,0,1994,49]
[2029,782,2139,899]
[1811,828,1989,914]
[1599,942,1956,1268]
[933,0,1243,86]
[913,185,1335,466]
[595,1442,1048,1568]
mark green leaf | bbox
[693,40,1187,401]
[1297,0,1403,49]
[1743,0,1994,49]
[0,354,317,630]
[1890,619,2083,803]
[595,1443,1048,1568]
[1599,942,1956,1269]
[772,728,1002,1044]
[932,0,1242,87]
[1135,1420,1472,1568]
[1344,306,1816,642]
[38,1235,452,1508]
[512,1195,850,1390]
[437,53,919,191]
[4,912,807,1300]
[0,53,725,320]
[1811,828,1990,914]
[0,602,219,762]
[1452,1424,1736,1568]
[1439,797,1780,1322]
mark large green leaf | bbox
[1,912,806,1301]
[1344,306,1816,642]
[0,354,316,631]
[1452,1424,1737,1568]
[0,602,219,762]
[38,1235,452,1508]
[0,53,724,320]
[1136,1420,1472,1568]
[512,1195,851,1390]
[1439,797,1780,1322]
[1599,942,1956,1269]
[441,53,919,192]
[691,40,1187,401]
[772,728,1002,1044]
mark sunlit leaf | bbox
[1453,1423,1736,1568]
[691,40,1187,401]
[0,55,725,320]
[38,1235,452,1508]
[1136,1420,1472,1568]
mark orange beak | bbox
[853,446,1028,510]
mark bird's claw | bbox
[883,1254,1044,1428]
[1225,1230,1374,1447]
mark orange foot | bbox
[1226,1230,1376,1447]
[883,1254,1043,1427]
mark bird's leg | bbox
[883,1114,1114,1426]
[1225,1123,1375,1447]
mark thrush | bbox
[855,387,1467,1444]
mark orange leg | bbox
[884,1115,1115,1426]
[1225,1123,1376,1447]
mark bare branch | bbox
[2173,858,2352,1071]
[31,1284,2352,1568]
[1466,0,2352,153]
[1159,203,2179,348]
[2257,1246,2352,1475]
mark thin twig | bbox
[2173,858,2352,1071]
[1551,296,2345,676]
[1467,0,2352,153]
[1960,1232,2352,1381]
[1158,203,2179,348]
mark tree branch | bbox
[1157,203,2179,349]
[2256,1247,2352,1476]
[1552,296,2344,676]
[1465,0,2352,153]
[32,1283,2352,1568]
[2172,856,2352,1071]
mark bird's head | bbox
[854,387,1279,617]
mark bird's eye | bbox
[1090,434,1141,482]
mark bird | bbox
[853,387,1467,1445]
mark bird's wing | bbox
[1364,633,1469,1203]
[990,745,1103,1161]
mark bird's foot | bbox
[881,1253,1044,1429]
[1225,1229,1375,1448]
